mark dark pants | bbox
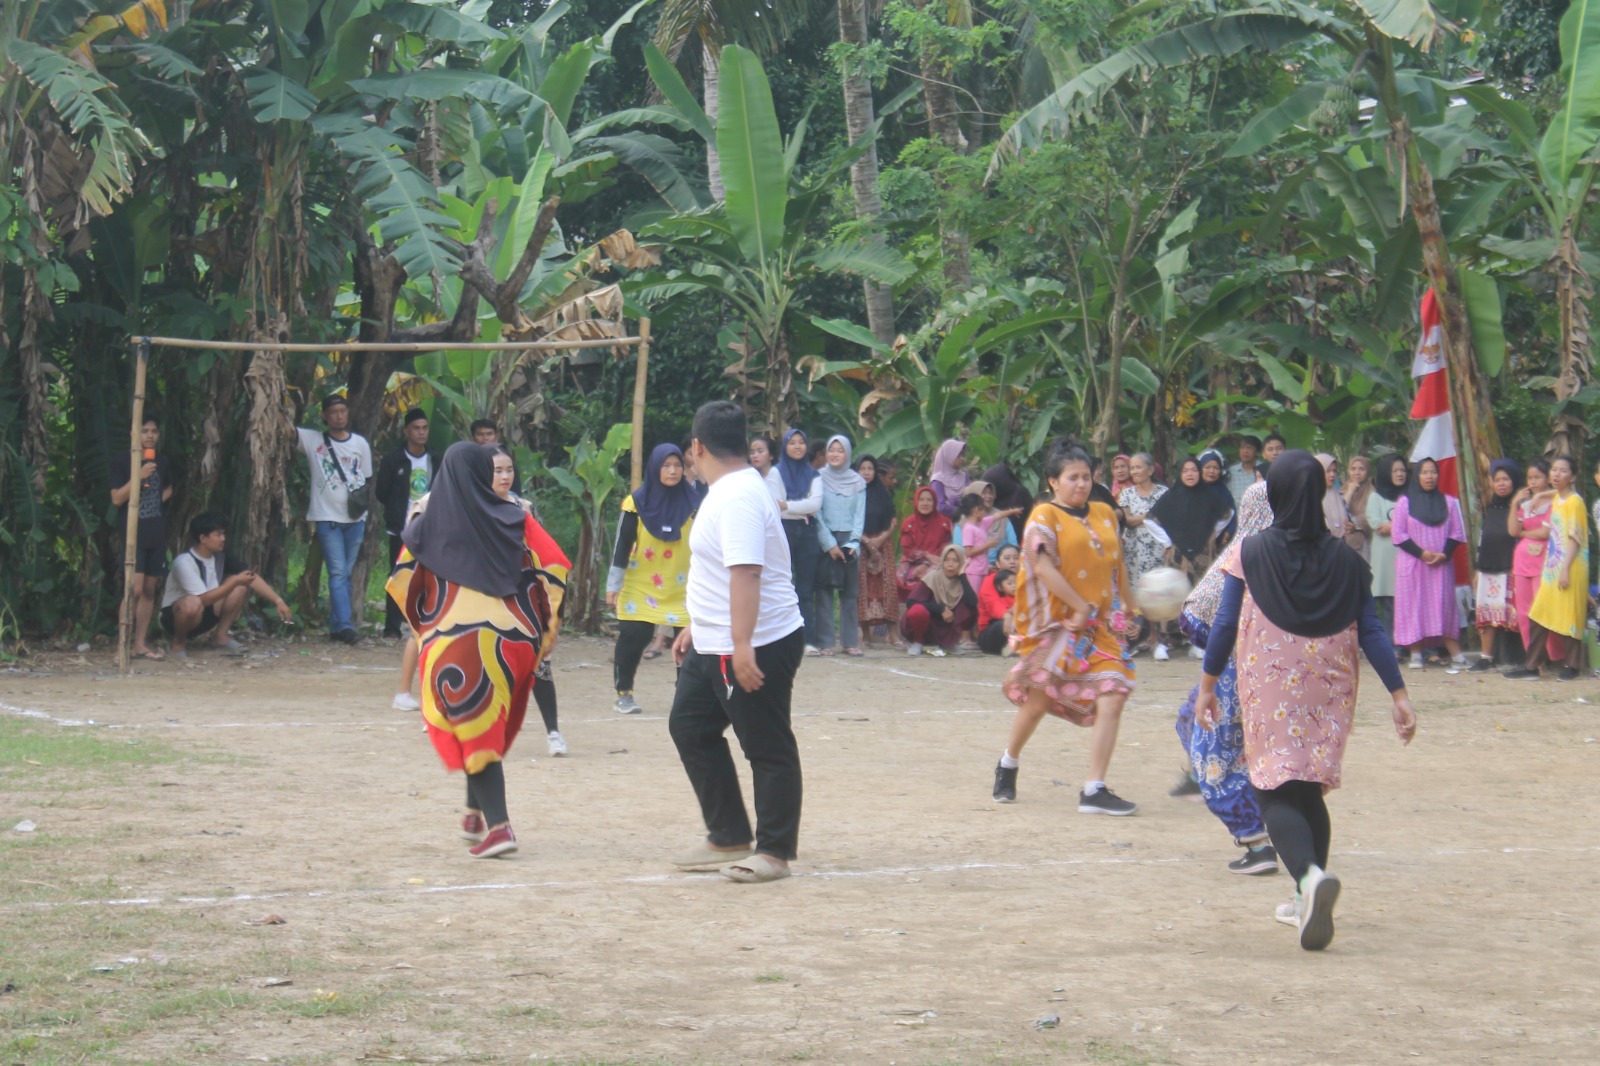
[465,760,508,827]
[533,675,558,733]
[669,627,805,860]
[976,619,1009,655]
[783,520,819,645]
[614,619,679,694]
[1254,780,1330,886]
[385,533,405,637]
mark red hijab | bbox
[901,485,953,556]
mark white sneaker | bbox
[547,731,567,757]
[1274,897,1301,928]
[926,647,946,658]
[906,643,923,656]
[1408,652,1424,670]
[1153,643,1170,662]
[1188,645,1204,660]
[1446,654,1469,674]
[1297,866,1341,951]
[392,692,420,712]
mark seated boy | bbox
[160,511,293,657]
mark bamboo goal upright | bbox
[118,324,651,672]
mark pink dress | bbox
[962,515,1000,586]
[1512,501,1550,649]
[1390,494,1466,646]
[1222,545,1359,793]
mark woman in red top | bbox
[977,568,1017,655]
[896,486,953,602]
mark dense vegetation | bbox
[2,0,1595,639]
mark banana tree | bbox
[1459,0,1600,459]
[990,0,1504,494]
[627,44,912,432]
[543,422,634,633]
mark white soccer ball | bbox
[1135,566,1192,623]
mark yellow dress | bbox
[1527,491,1589,639]
[615,495,692,627]
[1003,501,1136,725]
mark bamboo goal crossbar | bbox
[118,323,652,671]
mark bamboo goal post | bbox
[117,324,650,671]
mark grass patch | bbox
[0,717,188,774]
[755,973,787,983]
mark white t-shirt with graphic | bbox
[406,451,431,503]
[297,427,373,523]
[686,466,802,655]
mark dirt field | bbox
[3,631,1599,1066]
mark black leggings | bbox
[976,620,1009,655]
[1253,780,1330,886]
[464,760,508,827]
[615,620,679,693]
[533,675,557,733]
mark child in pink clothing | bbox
[960,492,1023,588]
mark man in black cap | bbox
[296,393,373,644]
[374,408,438,638]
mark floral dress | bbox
[615,494,692,627]
[1174,482,1273,840]
[1221,542,1359,792]
[1003,501,1135,725]
[1527,491,1589,640]
[1119,484,1169,585]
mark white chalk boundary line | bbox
[7,846,1594,915]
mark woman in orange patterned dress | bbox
[992,441,1139,816]
[387,443,569,859]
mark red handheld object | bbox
[143,448,156,461]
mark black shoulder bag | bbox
[323,432,372,520]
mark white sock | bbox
[1084,780,1105,795]
[999,752,1019,769]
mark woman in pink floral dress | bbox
[1196,451,1416,953]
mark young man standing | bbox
[668,401,806,884]
[470,419,520,489]
[161,511,293,658]
[109,415,175,660]
[296,394,372,644]
[1262,433,1287,464]
[375,408,437,639]
[1227,435,1261,500]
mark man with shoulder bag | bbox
[296,393,373,644]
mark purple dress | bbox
[1390,494,1465,646]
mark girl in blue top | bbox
[814,434,867,656]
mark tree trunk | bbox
[838,0,896,345]
[1548,220,1593,465]
[765,330,797,439]
[1374,39,1501,498]
[912,1,970,290]
[704,40,725,204]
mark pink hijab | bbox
[930,439,969,496]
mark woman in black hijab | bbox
[856,454,900,646]
[1469,459,1523,670]
[1194,450,1415,952]
[981,460,1034,540]
[389,442,571,859]
[1149,457,1233,574]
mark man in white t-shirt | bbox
[161,511,293,658]
[296,393,372,644]
[668,401,806,883]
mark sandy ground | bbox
[3,631,1600,1065]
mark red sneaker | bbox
[469,825,518,859]
[459,812,486,843]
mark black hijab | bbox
[1477,458,1523,572]
[1241,449,1370,638]
[1374,454,1407,502]
[632,442,696,541]
[982,461,1033,539]
[1405,457,1449,526]
[403,442,528,597]
[858,455,895,536]
[1150,458,1233,557]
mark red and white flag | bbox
[1408,288,1469,582]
